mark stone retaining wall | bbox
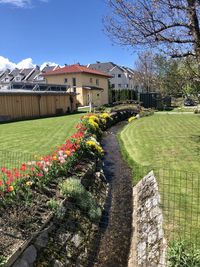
[11,162,108,267]
[6,109,136,267]
[129,171,167,267]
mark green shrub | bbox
[194,109,200,114]
[60,178,101,223]
[0,256,6,266]
[139,108,154,117]
[47,199,65,219]
[47,199,60,210]
[168,240,200,267]
[94,105,106,112]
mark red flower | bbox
[1,167,6,173]
[36,173,43,177]
[14,171,21,178]
[6,179,11,186]
[71,131,84,139]
[20,163,27,171]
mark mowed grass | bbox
[119,114,200,244]
[0,113,85,168]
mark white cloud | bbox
[0,56,16,71]
[0,0,48,8]
[0,0,31,7]
[0,56,35,71]
[16,58,35,69]
[0,56,59,71]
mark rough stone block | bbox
[13,258,29,267]
[54,260,64,267]
[21,245,37,264]
[34,231,49,249]
[129,171,166,267]
[71,234,82,248]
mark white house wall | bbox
[110,67,134,90]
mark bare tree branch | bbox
[105,0,200,61]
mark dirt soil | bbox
[0,160,91,261]
[89,122,133,267]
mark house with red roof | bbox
[43,64,111,107]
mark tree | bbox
[133,51,200,96]
[134,51,157,92]
[152,55,200,96]
[105,0,200,63]
[154,56,185,96]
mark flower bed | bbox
[0,113,111,206]
[0,113,113,265]
[0,110,136,266]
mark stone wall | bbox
[109,109,137,126]
[129,171,166,267]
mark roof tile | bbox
[43,64,112,78]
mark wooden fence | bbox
[0,91,77,122]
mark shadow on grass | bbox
[0,111,87,125]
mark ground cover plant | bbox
[0,113,86,168]
[168,240,200,267]
[119,113,200,245]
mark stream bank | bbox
[91,121,133,267]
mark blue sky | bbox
[0,0,137,69]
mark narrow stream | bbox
[89,122,133,267]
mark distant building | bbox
[44,64,111,106]
[0,64,60,90]
[87,61,143,92]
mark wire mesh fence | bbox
[0,150,36,169]
[157,168,200,247]
[133,165,200,247]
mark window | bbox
[97,93,100,97]
[72,77,76,87]
[118,74,121,78]
[118,84,121,88]
[37,75,44,81]
[111,84,115,88]
[126,84,129,88]
[96,79,99,85]
[112,74,115,78]
[90,78,93,83]
[15,76,21,81]
[64,78,68,83]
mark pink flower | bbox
[43,167,48,173]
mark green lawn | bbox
[119,113,200,244]
[0,113,85,168]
